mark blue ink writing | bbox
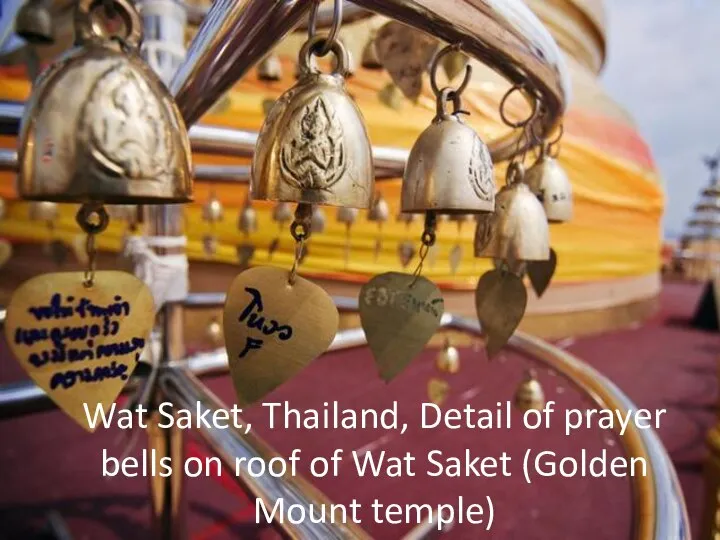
[16,293,145,391]
[236,287,293,359]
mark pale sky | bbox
[601,0,720,237]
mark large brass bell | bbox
[15,0,54,45]
[17,0,192,203]
[474,163,550,261]
[252,36,374,208]
[402,50,494,215]
[525,142,573,223]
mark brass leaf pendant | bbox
[527,247,557,298]
[4,271,154,431]
[359,272,444,381]
[223,266,338,405]
[374,21,438,101]
[427,378,450,405]
[475,269,527,358]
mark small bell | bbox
[238,198,257,235]
[258,53,283,81]
[15,0,54,45]
[17,0,193,203]
[337,206,358,226]
[202,195,224,223]
[397,241,415,268]
[252,36,374,208]
[368,192,389,223]
[397,212,417,227]
[202,234,218,256]
[401,57,494,215]
[474,163,550,261]
[206,317,223,347]
[514,370,545,412]
[28,201,58,222]
[436,337,460,374]
[525,144,573,223]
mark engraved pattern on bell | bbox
[279,97,347,192]
[17,2,193,204]
[525,156,573,223]
[252,37,374,208]
[402,113,494,214]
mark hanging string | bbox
[411,212,437,286]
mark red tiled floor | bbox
[0,281,716,539]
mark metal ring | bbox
[421,229,436,247]
[430,44,472,99]
[76,204,110,235]
[308,0,342,57]
[435,87,463,118]
[75,0,143,49]
[290,221,310,242]
[299,35,349,76]
[499,84,539,129]
[506,161,525,185]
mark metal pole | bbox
[139,1,189,538]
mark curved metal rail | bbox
[0,298,690,540]
[170,0,570,162]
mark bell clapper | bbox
[410,212,438,287]
[202,190,223,257]
[75,203,110,288]
[288,203,314,286]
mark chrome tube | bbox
[170,0,314,126]
[159,366,371,540]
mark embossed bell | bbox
[15,0,54,44]
[474,163,550,261]
[402,89,494,215]
[525,143,573,223]
[252,36,374,208]
[514,371,545,412]
[17,0,192,204]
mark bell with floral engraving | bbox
[252,36,374,208]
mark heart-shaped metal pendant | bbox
[427,378,450,405]
[360,272,444,381]
[374,21,438,101]
[527,247,558,298]
[475,269,527,358]
[223,266,338,405]
[4,271,154,431]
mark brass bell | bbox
[17,0,192,203]
[474,163,550,261]
[524,144,573,223]
[202,194,224,223]
[514,370,545,412]
[436,337,460,374]
[15,0,54,45]
[0,197,5,220]
[402,88,495,215]
[252,36,374,208]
